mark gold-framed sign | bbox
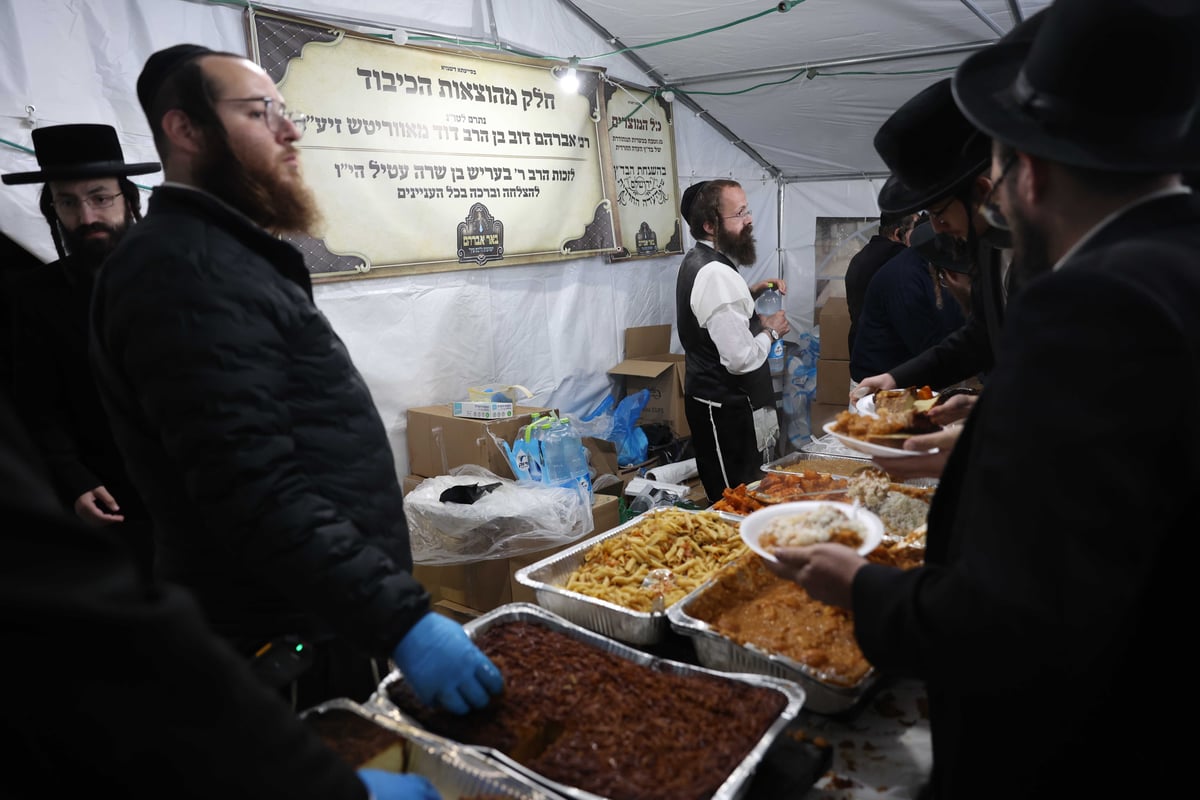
[247,11,620,281]
[604,81,683,260]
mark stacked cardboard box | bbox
[607,325,689,438]
[814,297,852,430]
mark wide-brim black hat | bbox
[2,124,160,185]
[873,78,990,215]
[953,0,1200,172]
[876,173,925,217]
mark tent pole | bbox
[554,0,780,179]
[670,40,993,87]
[958,0,1006,36]
[1005,1,1026,22]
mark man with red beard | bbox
[90,45,503,734]
[675,179,789,504]
[2,124,158,575]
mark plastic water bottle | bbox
[755,283,786,377]
[540,417,592,499]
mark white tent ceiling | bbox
[558,0,1050,181]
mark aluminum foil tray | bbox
[761,450,938,489]
[301,698,561,799]
[667,576,880,715]
[511,507,744,645]
[761,450,874,476]
[370,602,805,800]
[800,432,874,460]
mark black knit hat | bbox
[680,180,709,222]
[953,0,1198,172]
[136,43,217,115]
[2,124,160,185]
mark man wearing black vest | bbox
[675,180,788,504]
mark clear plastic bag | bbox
[404,465,593,565]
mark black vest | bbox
[675,242,774,409]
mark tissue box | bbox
[451,401,514,419]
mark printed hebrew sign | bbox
[249,11,620,281]
[604,82,683,259]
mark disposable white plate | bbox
[740,500,884,562]
[821,421,938,459]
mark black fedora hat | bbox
[876,173,924,217]
[873,78,990,215]
[2,124,160,186]
[953,0,1200,172]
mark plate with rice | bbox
[739,501,884,563]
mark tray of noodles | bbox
[374,603,805,800]
[512,507,746,645]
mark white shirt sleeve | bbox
[691,261,771,375]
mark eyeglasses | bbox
[924,196,956,222]
[52,193,121,213]
[217,96,307,135]
[721,207,752,220]
[978,154,1017,231]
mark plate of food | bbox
[822,419,939,458]
[855,385,938,417]
[740,500,884,563]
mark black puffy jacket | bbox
[90,185,428,655]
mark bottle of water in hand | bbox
[755,283,786,377]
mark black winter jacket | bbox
[90,185,428,656]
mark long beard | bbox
[62,216,130,267]
[1008,201,1053,286]
[196,131,321,235]
[718,223,757,266]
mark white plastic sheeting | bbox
[0,0,887,477]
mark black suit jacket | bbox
[0,392,367,799]
[889,237,1007,388]
[8,257,144,515]
[851,191,1200,798]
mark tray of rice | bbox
[302,698,562,799]
[667,552,881,714]
[512,507,746,645]
[373,603,805,800]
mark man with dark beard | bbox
[90,44,504,723]
[675,179,789,503]
[2,124,158,575]
[767,1,1200,797]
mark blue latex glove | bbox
[391,612,504,714]
[358,769,440,800]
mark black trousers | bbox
[684,394,763,505]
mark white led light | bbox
[391,28,408,46]
[661,90,675,103]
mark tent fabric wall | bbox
[0,0,884,478]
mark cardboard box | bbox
[583,436,655,491]
[818,297,852,361]
[451,401,513,419]
[431,599,483,625]
[508,493,621,603]
[816,359,852,405]
[412,558,512,612]
[810,400,848,433]
[401,474,425,496]
[607,325,690,437]
[406,404,552,479]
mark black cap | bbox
[680,180,709,222]
[136,44,217,114]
